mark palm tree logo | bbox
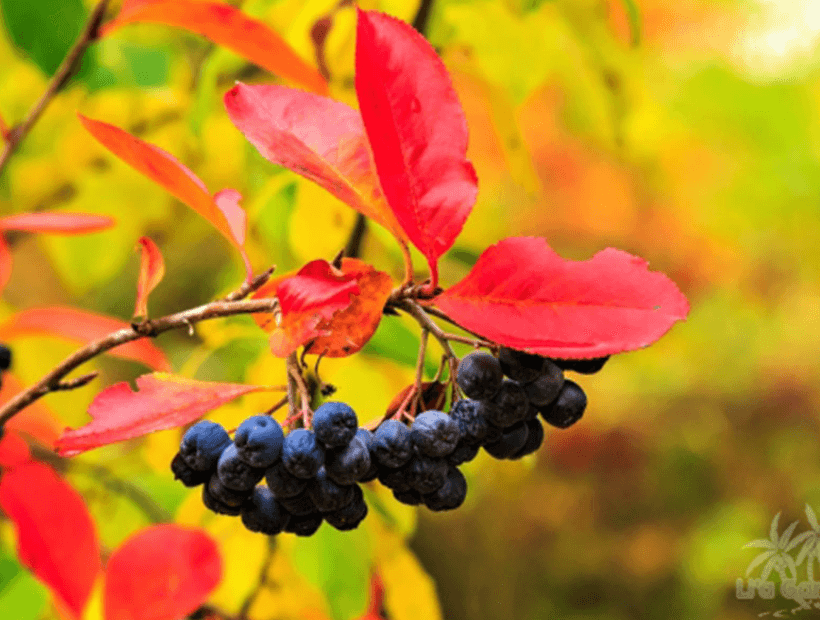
[795,504,820,583]
[744,512,809,581]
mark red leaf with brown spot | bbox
[355,9,477,287]
[134,237,165,319]
[56,373,276,456]
[433,237,689,358]
[0,462,100,618]
[103,0,327,94]
[0,307,170,371]
[103,524,221,620]
[0,213,115,234]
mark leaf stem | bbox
[0,0,110,178]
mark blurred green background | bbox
[2,0,820,619]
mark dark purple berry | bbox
[523,361,564,407]
[0,345,11,371]
[179,421,231,471]
[456,352,503,400]
[324,485,368,531]
[234,415,284,468]
[484,381,529,428]
[511,418,545,459]
[265,461,308,498]
[171,453,210,487]
[308,468,355,513]
[313,402,358,448]
[355,428,379,482]
[447,441,480,465]
[202,483,242,516]
[550,356,609,374]
[325,436,372,485]
[278,491,319,517]
[392,488,423,506]
[498,347,545,383]
[540,379,586,429]
[372,420,413,468]
[411,410,461,458]
[281,429,325,479]
[407,455,448,494]
[423,465,467,511]
[484,421,529,459]
[449,399,490,445]
[284,513,323,536]
[241,486,290,534]
[217,444,265,490]
[208,473,252,506]
[378,466,413,492]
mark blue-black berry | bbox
[498,347,545,383]
[550,356,609,374]
[447,440,480,465]
[234,415,284,468]
[456,352,503,400]
[411,410,461,458]
[325,435,371,485]
[265,461,308,498]
[449,399,490,445]
[407,455,449,494]
[208,473,252,506]
[484,381,529,428]
[324,485,368,531]
[354,428,379,482]
[241,486,290,534]
[484,421,529,459]
[424,465,467,511]
[523,361,564,407]
[284,512,324,536]
[371,420,413,468]
[179,421,231,471]
[308,468,355,513]
[0,344,11,371]
[313,402,358,448]
[202,483,242,516]
[277,491,319,517]
[392,488,423,506]
[539,379,586,429]
[171,453,210,487]
[511,418,545,459]
[217,443,265,490]
[281,429,325,479]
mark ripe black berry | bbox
[411,410,461,458]
[406,455,448,494]
[456,352,503,400]
[523,360,564,407]
[484,381,529,428]
[539,380,586,429]
[265,461,308,498]
[378,466,413,493]
[550,356,609,374]
[325,435,372,485]
[511,418,545,459]
[354,428,379,482]
[497,347,545,383]
[241,486,290,535]
[202,483,242,516]
[484,421,529,459]
[278,491,319,516]
[392,488,423,506]
[447,440,480,465]
[284,513,323,536]
[449,399,490,445]
[234,415,284,468]
[0,344,12,371]
[324,485,368,531]
[217,443,265,490]
[171,453,210,487]
[424,465,467,511]
[208,473,252,506]
[281,429,325,479]
[308,468,355,513]
[312,402,358,448]
[179,421,232,471]
[371,420,413,468]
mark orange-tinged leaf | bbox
[0,234,11,296]
[2,373,62,449]
[0,307,170,371]
[384,382,447,418]
[56,373,276,456]
[103,0,327,94]
[78,115,252,280]
[0,212,115,234]
[0,462,101,618]
[224,83,406,244]
[134,237,165,319]
[103,524,221,620]
[0,428,30,467]
[305,258,393,357]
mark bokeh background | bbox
[2,0,820,619]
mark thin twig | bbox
[53,371,99,391]
[407,329,429,420]
[286,354,311,426]
[263,395,288,417]
[222,266,275,302]
[0,0,111,177]
[421,305,493,344]
[0,295,279,428]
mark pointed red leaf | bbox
[103,0,327,94]
[0,307,170,371]
[433,237,689,358]
[134,237,165,319]
[103,524,221,620]
[56,373,277,456]
[267,260,360,357]
[0,213,115,234]
[0,462,100,618]
[2,373,62,449]
[355,9,477,287]
[224,83,407,243]
[0,429,30,468]
[78,115,252,280]
[0,234,11,296]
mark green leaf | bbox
[0,549,49,620]
[0,0,97,81]
[362,317,438,376]
[619,0,641,47]
[291,524,372,620]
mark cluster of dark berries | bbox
[451,347,602,460]
[0,344,11,387]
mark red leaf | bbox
[0,429,30,468]
[2,373,62,449]
[56,373,275,456]
[0,462,100,618]
[78,115,252,281]
[0,213,115,234]
[134,237,165,319]
[433,237,689,358]
[355,9,477,287]
[103,0,327,95]
[0,234,11,297]
[0,307,170,371]
[224,83,406,243]
[268,260,360,357]
[304,258,394,358]
[103,524,221,620]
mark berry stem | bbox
[263,395,289,417]
[286,353,312,426]
[395,299,459,377]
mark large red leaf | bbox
[0,213,115,234]
[266,260,360,357]
[355,9,477,287]
[78,115,252,280]
[134,237,165,319]
[0,462,100,618]
[103,0,327,95]
[0,428,30,467]
[103,524,221,620]
[0,307,170,371]
[433,237,690,358]
[56,373,274,456]
[224,83,406,243]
